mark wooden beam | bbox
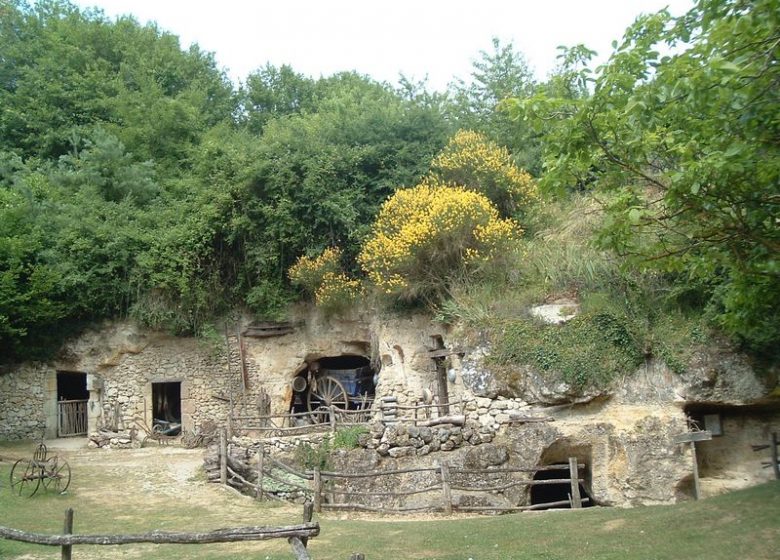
[672,431,712,444]
[422,348,466,359]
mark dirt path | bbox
[1,439,305,559]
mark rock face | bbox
[1,308,778,508]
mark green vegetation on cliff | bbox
[1,0,777,372]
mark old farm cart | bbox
[298,364,375,423]
[9,442,71,497]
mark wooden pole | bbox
[690,441,701,500]
[256,444,265,500]
[568,457,582,509]
[771,432,779,480]
[301,501,313,548]
[440,462,452,515]
[329,405,337,433]
[61,508,73,560]
[313,467,322,513]
[219,429,228,486]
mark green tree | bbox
[448,38,541,174]
[510,0,780,354]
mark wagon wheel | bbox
[307,376,348,422]
[41,458,71,494]
[10,459,41,497]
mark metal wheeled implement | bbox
[9,442,71,497]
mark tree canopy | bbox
[1,0,776,365]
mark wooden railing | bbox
[231,406,375,436]
[306,457,587,514]
[211,440,588,515]
[0,506,320,560]
[57,400,88,437]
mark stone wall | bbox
[0,363,49,440]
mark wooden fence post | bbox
[301,501,313,548]
[568,457,582,509]
[772,433,780,481]
[329,405,337,433]
[61,508,73,560]
[313,467,322,513]
[256,443,265,500]
[440,462,452,515]
[219,428,228,485]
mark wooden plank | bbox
[673,431,712,444]
[0,523,321,545]
[423,348,466,359]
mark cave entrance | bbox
[152,381,181,436]
[289,355,376,423]
[530,466,593,509]
[530,439,595,509]
[56,371,88,437]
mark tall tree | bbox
[448,38,540,174]
[510,0,780,354]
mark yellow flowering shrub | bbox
[315,271,364,312]
[288,247,342,295]
[358,179,520,301]
[430,130,537,216]
[289,248,363,313]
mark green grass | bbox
[1,441,778,560]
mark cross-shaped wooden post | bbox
[673,430,712,500]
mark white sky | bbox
[71,0,694,91]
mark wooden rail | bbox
[302,459,585,514]
[0,507,320,560]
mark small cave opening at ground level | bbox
[531,467,594,509]
[288,354,377,422]
[530,438,596,509]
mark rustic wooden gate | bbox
[58,400,88,437]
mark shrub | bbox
[288,247,343,295]
[429,129,537,217]
[333,426,368,449]
[358,179,520,304]
[293,437,332,471]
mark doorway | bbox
[56,371,88,437]
[151,382,182,435]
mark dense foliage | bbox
[1,0,777,371]
[359,179,519,303]
[510,0,780,356]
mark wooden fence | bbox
[308,457,587,514]
[212,440,588,515]
[0,505,321,560]
[229,398,467,438]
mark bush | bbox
[489,311,645,389]
[293,437,332,471]
[333,426,368,449]
[358,179,520,304]
[429,129,537,217]
[288,247,343,295]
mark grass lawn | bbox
[0,440,778,559]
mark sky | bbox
[71,0,694,91]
